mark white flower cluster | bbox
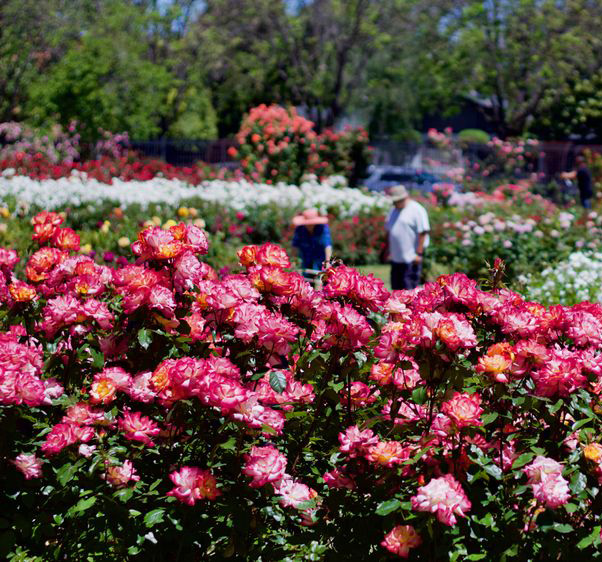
[519,252,602,305]
[0,174,388,218]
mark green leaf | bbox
[512,453,535,470]
[144,508,165,528]
[90,348,104,369]
[570,472,587,495]
[375,499,401,516]
[138,328,152,350]
[269,370,287,394]
[56,461,83,487]
[473,512,494,528]
[294,499,317,510]
[411,387,427,405]
[578,526,601,549]
[484,464,502,480]
[572,418,593,431]
[219,436,237,450]
[68,496,96,517]
[114,487,135,503]
[481,412,498,426]
[148,479,162,492]
[548,399,564,414]
[553,523,573,534]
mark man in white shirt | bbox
[385,184,430,290]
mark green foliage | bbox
[392,129,423,144]
[166,86,218,140]
[458,129,490,145]
[26,1,174,141]
[4,0,602,139]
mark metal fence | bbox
[369,139,602,181]
[127,138,238,166]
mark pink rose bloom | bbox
[273,477,318,508]
[128,372,156,403]
[13,373,46,406]
[339,381,379,410]
[167,466,221,505]
[42,377,64,404]
[365,441,410,467]
[118,411,161,447]
[382,398,426,425]
[532,475,570,508]
[338,425,379,457]
[103,460,140,488]
[41,422,86,456]
[96,367,131,392]
[89,377,117,405]
[441,392,483,428]
[530,354,586,398]
[411,474,471,526]
[381,525,422,558]
[148,285,177,318]
[78,444,97,457]
[207,378,250,413]
[523,455,563,482]
[431,313,477,351]
[524,456,570,508]
[242,445,288,488]
[13,453,43,479]
[323,468,356,490]
[63,402,105,425]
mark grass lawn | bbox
[356,264,391,290]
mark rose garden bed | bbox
[2,211,602,559]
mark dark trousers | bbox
[391,261,422,290]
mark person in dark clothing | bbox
[562,155,594,208]
[291,209,332,274]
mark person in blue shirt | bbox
[291,209,332,274]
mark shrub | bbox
[392,129,422,144]
[233,104,318,185]
[316,127,371,186]
[2,214,602,560]
[230,104,371,185]
[457,129,490,145]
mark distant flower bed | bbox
[0,173,385,217]
[519,252,602,305]
[0,152,232,185]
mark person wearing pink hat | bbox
[291,209,333,275]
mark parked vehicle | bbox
[361,165,458,193]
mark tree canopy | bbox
[1,0,602,140]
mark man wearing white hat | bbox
[385,185,430,290]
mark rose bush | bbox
[2,214,602,559]
[230,104,370,185]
